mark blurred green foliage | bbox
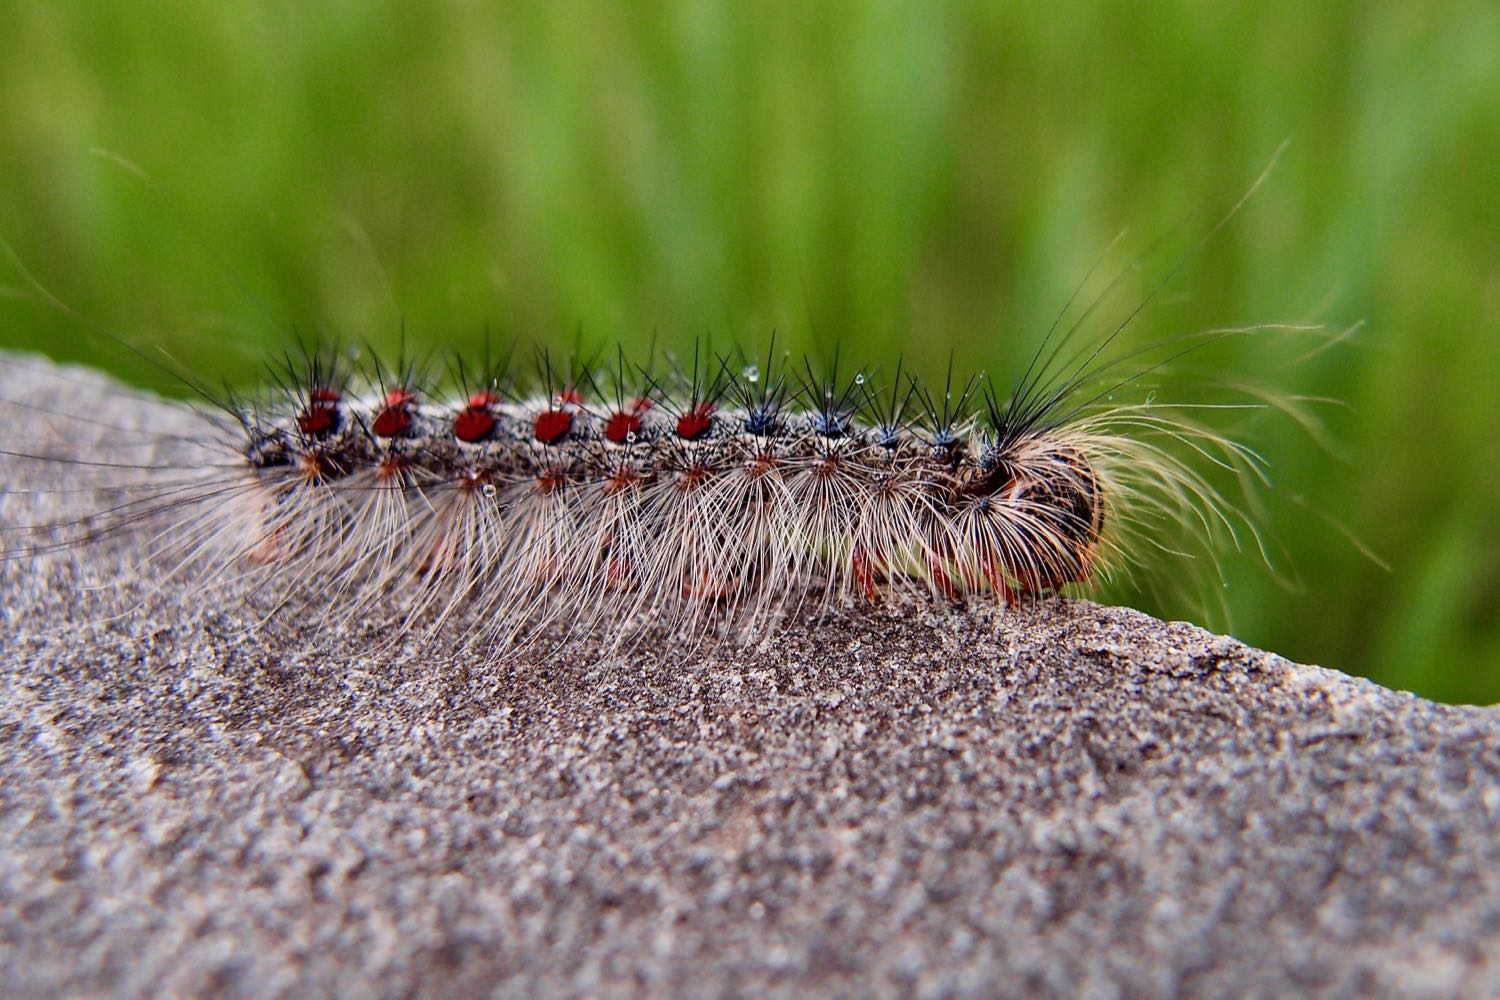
[2,1,1497,702]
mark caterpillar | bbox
[0,162,1322,658]
[0,321,1295,659]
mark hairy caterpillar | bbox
[0,324,1297,656]
[0,163,1326,658]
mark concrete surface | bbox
[2,357,1499,998]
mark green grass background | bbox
[2,2,1497,702]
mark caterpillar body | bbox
[2,334,1272,657]
[2,155,1315,657]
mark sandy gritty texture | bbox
[2,356,1500,999]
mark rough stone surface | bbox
[2,356,1499,998]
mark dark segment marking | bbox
[454,390,501,443]
[605,410,644,444]
[928,427,965,466]
[605,397,654,444]
[1006,448,1105,590]
[297,387,342,438]
[534,408,574,445]
[812,410,850,438]
[875,423,903,449]
[967,444,1016,494]
[744,405,778,436]
[371,387,417,438]
[676,403,715,440]
[246,431,291,469]
[1045,449,1104,544]
[454,407,496,443]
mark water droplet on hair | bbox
[854,372,866,385]
[482,483,497,498]
[742,365,760,383]
[626,431,637,443]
